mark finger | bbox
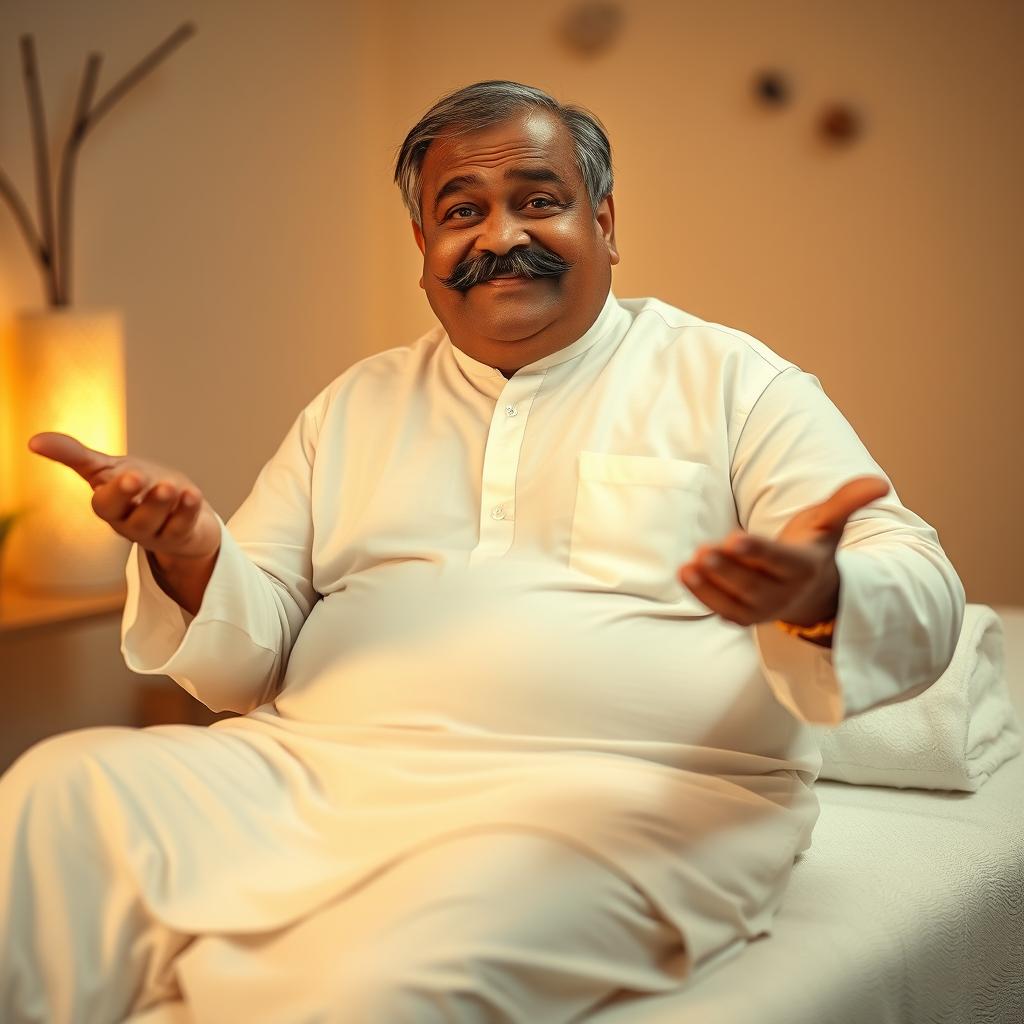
[28,432,117,486]
[91,470,150,523]
[816,476,891,531]
[693,534,809,584]
[156,489,201,539]
[682,548,791,609]
[679,565,761,626]
[122,480,180,538]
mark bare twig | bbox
[55,54,102,306]
[83,22,196,134]
[18,35,58,306]
[0,164,48,272]
[56,22,196,306]
[1,23,196,308]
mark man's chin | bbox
[465,297,562,343]
[425,276,567,347]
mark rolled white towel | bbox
[815,603,1022,791]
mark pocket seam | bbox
[569,454,711,611]
[577,451,709,488]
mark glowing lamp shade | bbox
[5,309,129,593]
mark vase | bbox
[3,307,129,594]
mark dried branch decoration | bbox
[0,22,197,308]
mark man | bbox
[1,80,964,1023]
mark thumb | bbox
[815,475,892,533]
[27,432,119,488]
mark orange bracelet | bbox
[775,617,836,639]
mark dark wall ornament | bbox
[559,1,625,58]
[817,102,864,145]
[752,66,865,147]
[753,70,792,107]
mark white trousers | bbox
[0,727,690,1023]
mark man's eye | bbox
[443,198,559,221]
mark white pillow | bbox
[815,603,1022,791]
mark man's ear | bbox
[411,220,426,288]
[596,195,619,267]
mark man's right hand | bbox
[27,432,222,564]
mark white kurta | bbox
[119,288,965,972]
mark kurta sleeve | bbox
[120,386,331,714]
[730,365,966,727]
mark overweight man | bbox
[0,80,965,1023]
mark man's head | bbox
[394,81,620,376]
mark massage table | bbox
[589,605,1024,1024]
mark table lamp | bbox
[3,308,128,593]
[0,24,195,594]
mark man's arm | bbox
[121,387,332,714]
[730,366,965,726]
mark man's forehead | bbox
[421,109,577,189]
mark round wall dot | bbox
[559,1,625,57]
[753,70,792,106]
[818,102,864,144]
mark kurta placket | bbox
[468,370,544,566]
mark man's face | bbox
[412,108,619,376]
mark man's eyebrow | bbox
[432,167,571,210]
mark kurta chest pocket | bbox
[569,451,711,607]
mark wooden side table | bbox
[0,579,225,727]
[0,579,127,635]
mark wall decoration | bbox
[558,1,625,58]
[753,69,792,107]
[817,101,864,145]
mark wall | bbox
[361,0,1024,606]
[0,0,1021,766]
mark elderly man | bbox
[1,80,964,1023]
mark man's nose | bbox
[474,208,531,256]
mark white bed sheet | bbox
[591,605,1024,1024]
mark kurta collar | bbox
[447,288,627,384]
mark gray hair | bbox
[394,80,613,227]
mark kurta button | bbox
[504,404,518,417]
[490,505,506,520]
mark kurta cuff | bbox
[120,512,284,714]
[754,617,840,726]
[753,545,963,727]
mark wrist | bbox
[150,546,219,573]
[781,562,840,628]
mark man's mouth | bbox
[480,273,545,288]
[482,275,532,288]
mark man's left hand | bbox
[677,475,891,627]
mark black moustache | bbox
[439,247,572,291]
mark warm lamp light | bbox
[0,27,195,595]
[4,309,128,593]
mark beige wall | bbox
[360,0,1024,607]
[1,0,1021,762]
